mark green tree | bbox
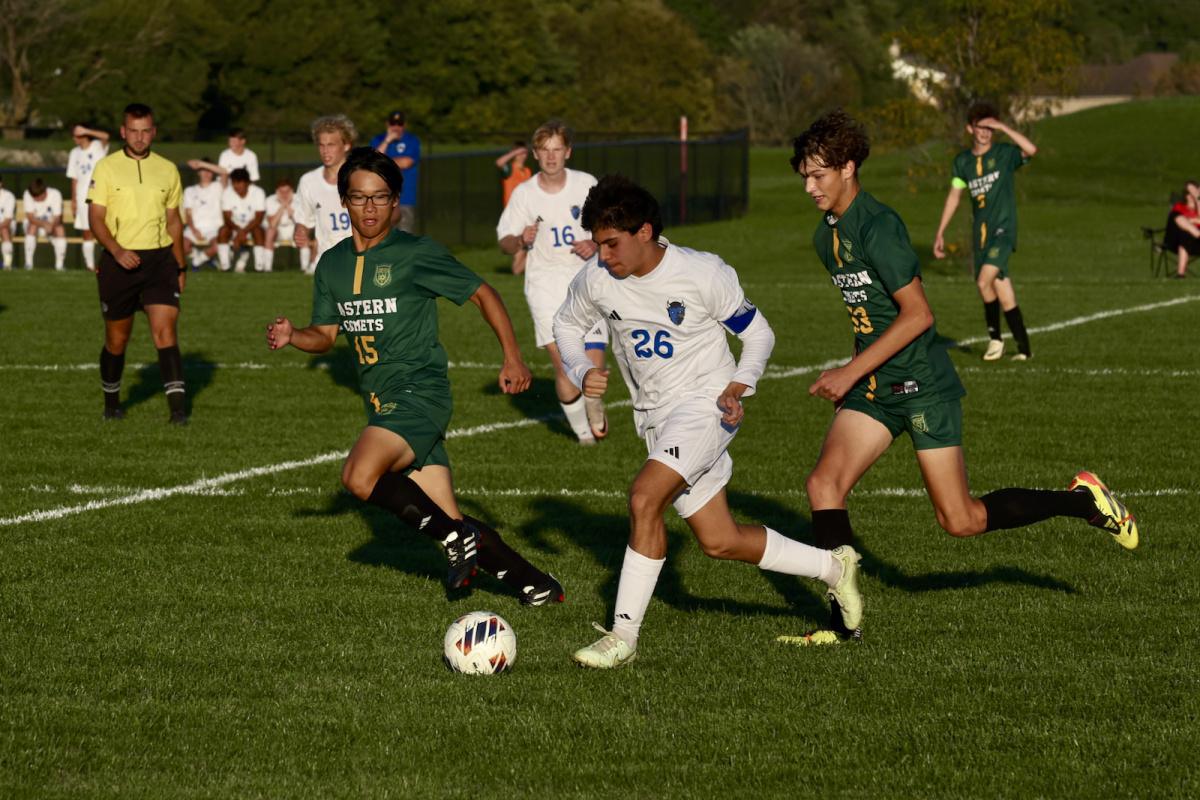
[898,0,1082,124]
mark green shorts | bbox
[840,390,963,451]
[364,388,452,473]
[974,230,1015,278]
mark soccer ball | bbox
[443,611,517,675]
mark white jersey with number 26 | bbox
[554,239,770,436]
[294,166,351,264]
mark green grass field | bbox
[2,98,1198,798]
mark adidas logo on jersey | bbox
[608,309,622,321]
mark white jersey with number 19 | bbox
[294,166,351,265]
[554,239,771,436]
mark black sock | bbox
[156,345,186,415]
[464,515,549,589]
[812,509,854,549]
[982,488,1095,531]
[100,347,124,410]
[1004,306,1031,356]
[366,472,460,542]
[984,300,1002,341]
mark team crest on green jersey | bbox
[373,264,393,288]
[910,412,928,433]
[842,239,854,262]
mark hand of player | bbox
[294,226,309,247]
[572,239,598,260]
[177,268,187,293]
[114,247,141,269]
[266,317,293,350]
[932,233,946,259]
[809,366,856,404]
[717,382,748,426]
[521,223,539,246]
[186,159,204,171]
[582,368,609,398]
[498,358,532,394]
[73,124,86,137]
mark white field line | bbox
[3,294,1196,527]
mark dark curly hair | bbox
[789,109,870,174]
[967,101,1000,126]
[581,175,663,240]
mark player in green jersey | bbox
[791,110,1138,642]
[933,102,1037,361]
[265,148,564,606]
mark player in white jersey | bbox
[262,177,303,272]
[554,176,862,668]
[217,129,260,183]
[21,179,67,270]
[294,114,356,274]
[0,178,15,269]
[65,124,110,270]
[497,119,609,444]
[182,158,225,269]
[217,168,266,272]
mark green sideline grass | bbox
[1,98,1198,798]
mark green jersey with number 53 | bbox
[310,228,483,403]
[812,190,964,407]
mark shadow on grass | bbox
[484,374,575,441]
[123,351,217,416]
[856,539,1076,595]
[307,344,362,396]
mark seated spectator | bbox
[496,140,532,275]
[1165,180,1200,279]
[219,129,261,183]
[22,178,67,271]
[263,178,310,273]
[217,168,266,272]
[0,177,14,269]
[183,157,226,269]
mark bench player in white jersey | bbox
[554,176,862,668]
[66,124,110,270]
[294,114,355,274]
[217,168,266,272]
[262,177,300,272]
[22,179,67,270]
[498,119,609,444]
[218,129,260,184]
[182,158,225,269]
[0,178,15,269]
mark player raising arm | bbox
[266,147,563,606]
[792,110,1136,642]
[554,175,862,668]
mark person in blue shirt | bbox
[370,110,421,232]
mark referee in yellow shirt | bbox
[88,102,189,424]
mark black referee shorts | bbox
[97,246,180,320]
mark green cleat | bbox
[1069,470,1138,550]
[828,545,864,631]
[572,623,636,669]
[776,628,861,647]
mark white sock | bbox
[190,248,206,267]
[253,245,267,272]
[1,241,12,267]
[298,247,311,273]
[757,526,839,585]
[24,234,36,268]
[611,545,665,648]
[82,240,96,269]
[217,243,231,271]
[263,247,275,272]
[52,237,67,270]
[561,394,593,441]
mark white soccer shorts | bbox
[184,224,220,245]
[644,394,738,518]
[525,266,607,348]
[73,203,91,232]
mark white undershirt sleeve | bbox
[729,309,774,396]
[553,272,603,391]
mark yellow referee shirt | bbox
[87,149,182,250]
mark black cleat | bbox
[520,573,565,606]
[102,407,126,421]
[169,411,189,426]
[442,523,479,591]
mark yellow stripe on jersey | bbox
[832,229,843,269]
[976,156,983,176]
[353,254,364,295]
[980,222,987,249]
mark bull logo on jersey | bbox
[667,300,686,325]
[571,205,581,220]
[373,264,393,288]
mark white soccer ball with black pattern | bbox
[443,611,517,674]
